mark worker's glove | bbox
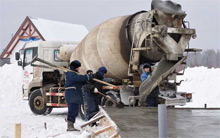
[94,88,99,93]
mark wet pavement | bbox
[104,107,220,138]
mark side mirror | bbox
[15,52,20,60]
[18,61,22,66]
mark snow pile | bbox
[177,67,220,108]
[0,64,23,107]
[0,64,93,138]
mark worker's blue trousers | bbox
[67,103,79,123]
[84,92,99,120]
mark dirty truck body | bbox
[16,8,195,114]
[20,41,77,99]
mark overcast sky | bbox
[0,0,220,53]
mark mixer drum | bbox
[70,11,165,80]
[70,16,132,80]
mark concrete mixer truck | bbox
[15,1,197,115]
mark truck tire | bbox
[100,91,119,107]
[29,89,51,115]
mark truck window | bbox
[54,50,62,62]
[24,49,33,66]
[24,47,38,67]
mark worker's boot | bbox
[67,121,80,131]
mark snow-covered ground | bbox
[0,64,96,138]
[177,67,220,108]
[0,64,219,137]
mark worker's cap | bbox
[70,60,81,69]
[98,66,107,74]
[143,63,151,69]
[86,70,93,74]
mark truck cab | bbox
[15,41,77,114]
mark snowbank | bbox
[177,67,220,108]
[0,64,23,107]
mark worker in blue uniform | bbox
[141,63,159,107]
[82,70,98,121]
[93,67,108,104]
[82,67,107,121]
[65,60,93,131]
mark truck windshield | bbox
[24,49,33,66]
[24,47,38,66]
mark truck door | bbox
[22,47,38,98]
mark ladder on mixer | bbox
[127,21,151,76]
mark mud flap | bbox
[139,56,186,106]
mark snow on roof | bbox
[29,17,88,42]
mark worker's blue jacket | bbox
[141,71,149,82]
[65,68,93,104]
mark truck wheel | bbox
[100,91,119,107]
[29,89,49,115]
